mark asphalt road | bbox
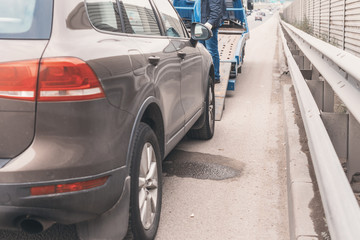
[0,14,288,240]
[156,14,289,240]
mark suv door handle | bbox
[148,56,160,66]
[177,51,186,59]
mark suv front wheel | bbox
[187,76,215,140]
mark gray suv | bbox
[0,0,215,239]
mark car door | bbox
[120,0,185,145]
[154,0,205,124]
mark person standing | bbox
[193,0,225,84]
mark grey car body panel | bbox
[0,0,213,235]
[0,99,133,182]
[0,167,127,230]
[134,35,186,144]
[0,41,48,158]
[170,39,205,122]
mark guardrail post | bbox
[300,65,322,110]
[288,42,298,51]
[303,56,311,70]
[296,51,312,70]
[291,50,300,55]
[306,79,323,110]
[311,66,320,80]
[293,55,304,69]
[347,114,360,181]
[304,74,334,113]
[323,80,334,112]
[300,69,312,80]
[321,112,348,160]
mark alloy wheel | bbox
[208,84,215,134]
[138,142,158,230]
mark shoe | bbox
[215,78,220,84]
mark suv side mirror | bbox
[247,0,254,11]
[190,23,213,41]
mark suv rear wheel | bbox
[128,122,162,240]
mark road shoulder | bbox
[282,82,330,240]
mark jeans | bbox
[200,27,220,80]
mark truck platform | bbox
[173,0,249,121]
[215,32,248,120]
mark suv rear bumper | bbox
[0,166,129,230]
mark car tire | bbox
[187,77,215,140]
[127,122,162,240]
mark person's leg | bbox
[205,28,220,83]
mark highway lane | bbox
[247,10,276,30]
[156,14,289,240]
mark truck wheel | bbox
[128,123,162,240]
[187,77,215,140]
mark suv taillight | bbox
[0,60,38,101]
[38,57,105,101]
[0,58,105,102]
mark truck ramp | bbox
[215,34,244,121]
[219,34,243,61]
[215,62,231,121]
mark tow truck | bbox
[173,0,252,120]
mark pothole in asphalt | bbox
[163,150,244,180]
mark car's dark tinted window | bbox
[0,0,53,39]
[121,0,161,36]
[86,0,123,33]
[155,0,186,38]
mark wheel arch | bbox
[207,63,215,88]
[191,63,214,130]
[140,103,164,160]
[126,97,165,168]
[209,64,215,83]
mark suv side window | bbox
[121,0,161,36]
[86,0,123,33]
[154,0,186,38]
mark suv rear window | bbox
[0,0,53,39]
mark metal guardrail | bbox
[279,19,360,240]
[282,0,360,57]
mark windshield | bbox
[0,0,53,39]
